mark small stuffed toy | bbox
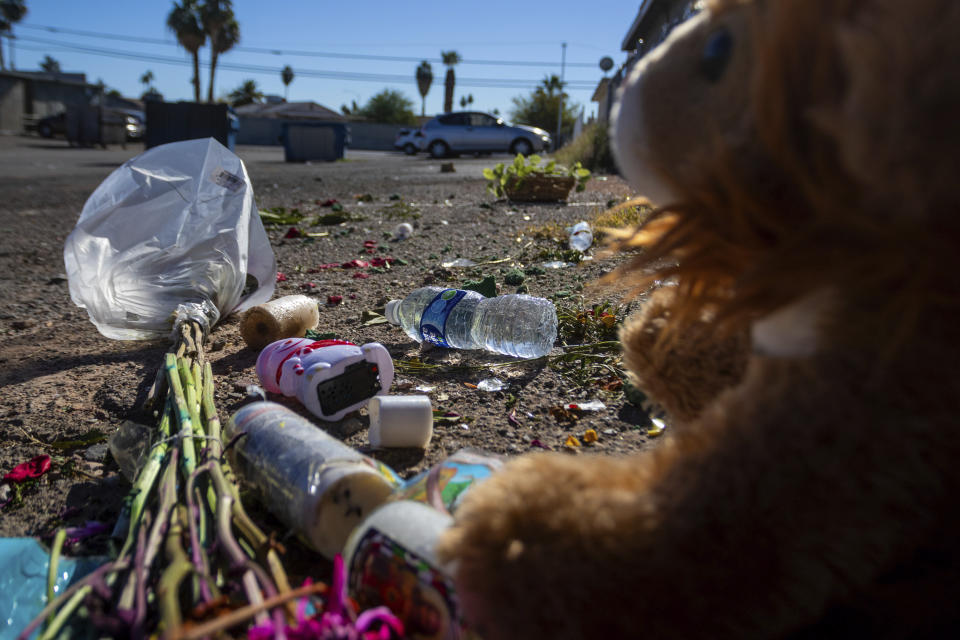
[437,0,960,638]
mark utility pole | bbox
[555,41,566,151]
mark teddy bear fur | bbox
[436,0,960,638]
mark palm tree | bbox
[166,0,205,102]
[440,50,461,113]
[540,74,564,97]
[415,60,432,117]
[459,93,473,109]
[281,65,294,101]
[0,0,27,71]
[140,70,154,91]
[227,79,263,106]
[201,1,238,103]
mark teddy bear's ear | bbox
[822,0,960,219]
[611,3,755,208]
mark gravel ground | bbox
[0,135,656,557]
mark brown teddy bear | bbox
[437,0,960,638]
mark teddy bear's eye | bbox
[700,27,733,82]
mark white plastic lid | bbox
[368,395,433,448]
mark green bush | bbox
[553,122,617,175]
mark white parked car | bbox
[419,111,552,158]
[393,128,424,155]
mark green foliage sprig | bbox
[483,154,591,199]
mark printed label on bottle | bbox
[348,527,463,640]
[419,289,467,348]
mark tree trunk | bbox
[444,69,455,113]
[208,50,219,103]
[0,35,5,71]
[192,52,201,102]
[421,96,426,117]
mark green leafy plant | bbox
[483,154,591,199]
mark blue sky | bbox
[8,1,640,120]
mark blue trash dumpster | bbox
[145,102,237,150]
[281,122,348,162]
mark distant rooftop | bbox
[234,101,345,121]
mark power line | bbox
[20,23,605,68]
[16,34,600,90]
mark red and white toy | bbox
[255,338,394,422]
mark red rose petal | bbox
[4,455,52,484]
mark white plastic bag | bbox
[64,138,275,340]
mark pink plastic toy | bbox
[255,338,394,421]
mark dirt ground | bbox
[0,135,656,556]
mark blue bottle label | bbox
[419,289,467,348]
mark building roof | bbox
[234,101,345,121]
[0,70,92,88]
[621,0,655,51]
[591,77,611,102]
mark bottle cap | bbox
[368,395,433,448]
[384,299,401,325]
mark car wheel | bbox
[38,123,53,138]
[510,138,534,156]
[429,140,450,159]
[403,143,418,155]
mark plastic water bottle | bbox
[384,287,557,359]
[568,221,593,252]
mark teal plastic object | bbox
[0,538,106,640]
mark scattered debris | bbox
[503,268,525,285]
[442,258,477,268]
[477,378,505,392]
[567,400,606,412]
[647,417,667,438]
[462,275,497,298]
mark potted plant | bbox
[484,154,591,202]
